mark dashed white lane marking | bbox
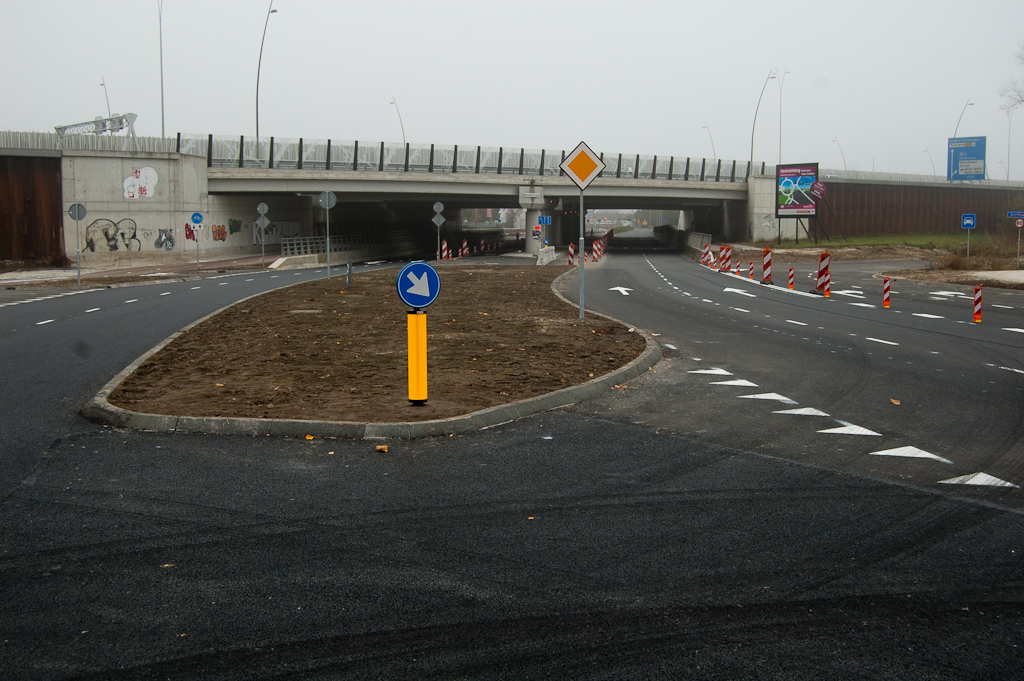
[774,407,830,416]
[732,307,750,313]
[36,319,54,325]
[786,319,808,326]
[818,421,882,436]
[870,446,953,464]
[913,313,944,319]
[710,379,759,387]
[191,286,201,290]
[849,303,876,308]
[938,472,1019,488]
[866,337,899,346]
[246,278,254,282]
[688,368,732,376]
[1001,366,1024,375]
[160,292,172,296]
[739,393,797,404]
[1004,328,1024,334]
[85,308,100,313]
[992,304,1014,309]
[663,344,677,350]
[219,282,229,286]
[124,299,138,304]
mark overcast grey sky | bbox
[3,0,1024,179]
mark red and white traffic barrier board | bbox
[816,251,831,292]
[883,276,891,309]
[441,239,450,260]
[718,245,732,271]
[461,239,468,258]
[823,270,831,298]
[748,261,754,279]
[788,266,795,290]
[702,243,711,266]
[568,243,576,266]
[762,247,773,284]
[974,285,983,323]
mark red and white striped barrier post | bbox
[748,261,754,279]
[824,270,831,298]
[568,243,576,266]
[441,239,449,260]
[883,276,891,309]
[816,251,831,293]
[717,245,727,271]
[788,267,795,290]
[762,247,773,284]
[701,243,709,266]
[974,285,983,323]
[436,248,440,261]
[461,239,468,258]
[480,237,485,253]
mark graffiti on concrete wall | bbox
[85,219,141,252]
[123,167,158,199]
[154,228,175,251]
[228,218,243,234]
[185,224,197,241]
[211,225,227,241]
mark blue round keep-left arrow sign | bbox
[396,261,440,309]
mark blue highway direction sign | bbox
[948,137,986,181]
[396,261,440,309]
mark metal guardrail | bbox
[280,232,417,256]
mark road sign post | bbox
[433,202,445,261]
[962,213,976,258]
[318,192,337,278]
[1010,212,1024,269]
[560,141,606,319]
[69,203,86,287]
[191,212,203,275]
[256,202,269,268]
[396,261,441,404]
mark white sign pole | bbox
[579,188,585,320]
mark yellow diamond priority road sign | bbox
[560,141,606,191]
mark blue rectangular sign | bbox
[962,213,977,230]
[1009,211,1024,218]
[538,215,552,225]
[947,137,986,181]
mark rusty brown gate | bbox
[0,154,64,265]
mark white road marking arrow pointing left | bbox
[407,271,430,297]
[609,287,633,295]
[723,287,757,298]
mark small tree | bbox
[1000,42,1024,110]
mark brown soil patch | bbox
[731,244,950,263]
[108,265,646,423]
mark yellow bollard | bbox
[407,310,427,404]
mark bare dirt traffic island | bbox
[107,265,647,424]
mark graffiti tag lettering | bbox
[85,219,142,252]
[211,225,227,241]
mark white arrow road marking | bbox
[866,337,899,346]
[1003,328,1024,334]
[711,379,759,387]
[938,472,1019,488]
[609,287,633,295]
[818,421,882,436]
[739,393,798,404]
[723,288,757,298]
[774,407,830,416]
[688,368,733,375]
[407,271,430,297]
[913,313,945,319]
[870,446,953,464]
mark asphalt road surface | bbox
[2,250,1024,679]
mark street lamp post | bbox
[390,96,406,150]
[157,0,165,138]
[777,66,790,165]
[255,1,278,166]
[702,123,716,163]
[954,98,973,138]
[100,77,112,118]
[750,69,776,174]
[924,149,936,175]
[832,137,847,171]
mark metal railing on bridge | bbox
[178,134,760,182]
[280,231,417,256]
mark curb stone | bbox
[81,268,662,440]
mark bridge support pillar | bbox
[525,209,542,253]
